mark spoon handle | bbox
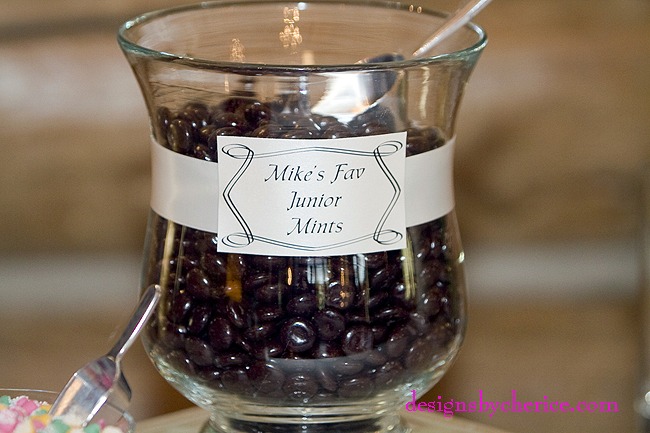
[106,284,161,362]
[412,0,492,58]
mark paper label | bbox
[216,133,406,256]
[149,133,455,257]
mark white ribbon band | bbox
[150,137,455,234]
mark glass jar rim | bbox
[117,0,487,73]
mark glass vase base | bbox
[201,413,410,433]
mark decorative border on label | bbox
[217,138,405,254]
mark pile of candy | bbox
[0,395,122,433]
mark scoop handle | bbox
[106,284,161,362]
[412,0,492,58]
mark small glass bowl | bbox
[0,389,135,433]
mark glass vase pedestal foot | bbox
[201,409,408,433]
[118,1,486,432]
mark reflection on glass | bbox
[230,38,245,62]
[279,7,302,51]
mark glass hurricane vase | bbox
[118,2,486,432]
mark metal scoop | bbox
[49,284,161,424]
[311,0,492,120]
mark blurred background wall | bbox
[1,0,648,432]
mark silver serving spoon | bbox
[311,0,492,120]
[49,285,161,425]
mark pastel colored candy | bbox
[0,396,121,433]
